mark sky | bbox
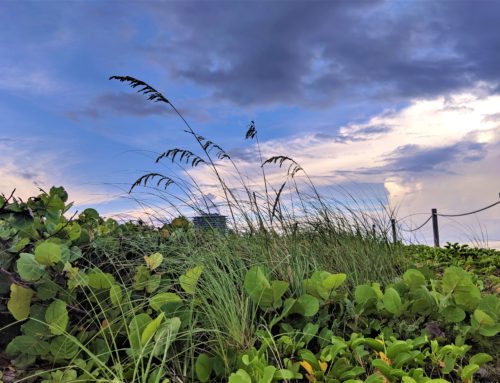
[1,0,499,247]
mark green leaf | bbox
[34,242,61,266]
[261,365,277,383]
[179,265,203,294]
[152,317,181,357]
[50,335,80,360]
[322,273,346,290]
[364,374,385,383]
[144,252,163,271]
[45,299,69,335]
[228,369,252,383]
[461,364,479,381]
[8,283,34,320]
[441,306,466,323]
[472,309,500,337]
[273,369,296,380]
[16,253,45,282]
[133,265,151,291]
[36,280,58,300]
[244,266,271,303]
[128,313,152,350]
[383,287,402,316]
[145,273,162,293]
[109,285,123,306]
[6,335,50,357]
[141,313,164,345]
[65,222,81,241]
[21,318,49,337]
[469,353,492,366]
[195,353,213,383]
[87,270,115,289]
[403,269,426,290]
[289,294,319,317]
[150,292,182,311]
[354,285,377,306]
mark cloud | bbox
[182,92,500,244]
[66,92,170,120]
[142,1,500,106]
[0,138,118,207]
[369,141,487,174]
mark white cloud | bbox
[0,139,117,207]
[186,92,500,245]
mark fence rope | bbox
[399,215,433,232]
[393,196,499,235]
[437,199,500,217]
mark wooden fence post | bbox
[391,219,397,244]
[431,208,440,247]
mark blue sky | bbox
[1,1,500,246]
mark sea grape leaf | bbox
[50,335,80,360]
[195,353,213,383]
[383,287,403,316]
[469,353,493,366]
[6,335,50,357]
[403,269,426,290]
[17,253,45,282]
[144,252,163,271]
[228,369,252,383]
[179,265,203,294]
[109,284,123,306]
[262,365,277,383]
[45,299,69,335]
[441,306,466,323]
[289,294,319,317]
[461,364,479,382]
[133,265,151,291]
[34,241,61,266]
[244,266,271,304]
[472,309,500,337]
[21,318,49,337]
[150,292,182,312]
[145,273,161,293]
[141,312,165,345]
[152,317,181,357]
[36,280,58,300]
[8,283,34,320]
[322,273,346,290]
[87,270,115,290]
[65,222,81,241]
[355,285,378,306]
[128,313,152,350]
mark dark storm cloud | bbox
[66,92,170,120]
[66,91,203,122]
[363,141,487,175]
[144,1,500,106]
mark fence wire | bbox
[395,196,499,234]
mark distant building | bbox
[192,213,227,232]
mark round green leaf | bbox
[441,306,466,323]
[403,269,426,290]
[45,299,69,335]
[355,285,377,306]
[150,292,182,312]
[34,242,61,266]
[8,283,34,321]
[195,353,213,383]
[144,252,164,271]
[17,253,45,282]
[383,287,403,315]
[109,284,123,306]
